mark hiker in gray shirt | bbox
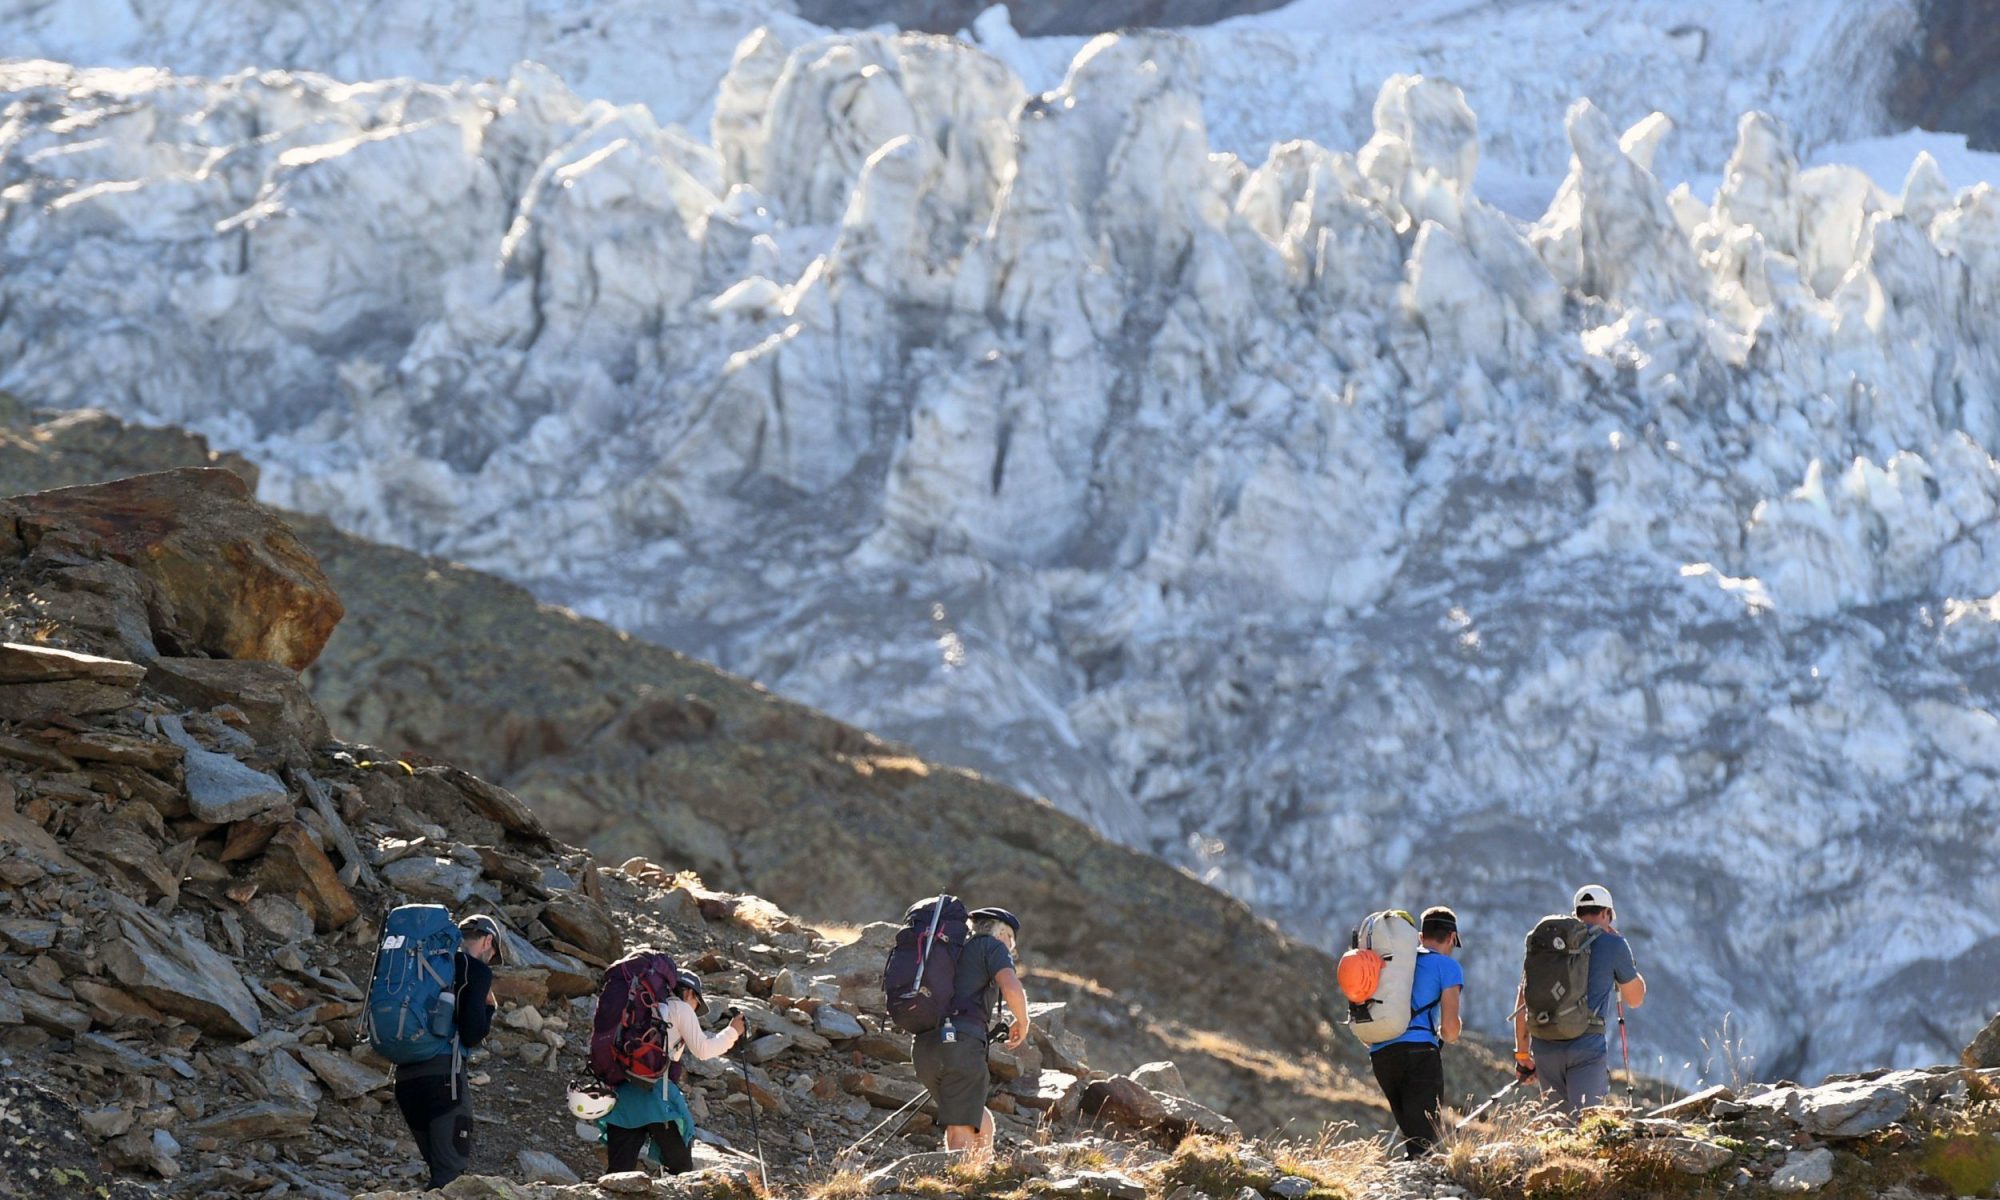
[912,907,1031,1163]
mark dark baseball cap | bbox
[458,914,506,963]
[676,972,708,1014]
[1420,906,1462,946]
[968,907,1020,933]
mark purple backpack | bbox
[882,895,969,1034]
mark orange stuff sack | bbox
[1337,947,1384,1004]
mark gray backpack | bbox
[1521,915,1603,1042]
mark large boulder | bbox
[255,823,359,931]
[144,657,329,753]
[1966,1011,2000,1068]
[0,468,342,669]
[1081,1075,1168,1129]
[159,715,289,823]
[0,642,144,719]
[100,898,262,1039]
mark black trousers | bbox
[606,1121,694,1174]
[394,1070,473,1188]
[1369,1041,1444,1157]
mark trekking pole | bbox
[1616,996,1635,1108]
[737,1053,768,1191]
[1455,1079,1519,1130]
[835,1087,933,1163]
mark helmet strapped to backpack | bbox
[364,904,463,1065]
[589,950,680,1086]
[1340,910,1423,1045]
[567,1079,617,1121]
[1522,914,1605,1042]
[881,894,970,1035]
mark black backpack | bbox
[881,895,970,1034]
[1522,914,1604,1042]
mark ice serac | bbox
[5,35,2000,1086]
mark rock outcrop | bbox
[0,468,342,670]
[1968,1010,2000,1069]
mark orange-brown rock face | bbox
[0,468,342,670]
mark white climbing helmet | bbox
[566,1081,616,1121]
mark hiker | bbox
[1513,884,1646,1115]
[911,906,1031,1164]
[1365,905,1464,1158]
[389,913,501,1190]
[601,972,747,1174]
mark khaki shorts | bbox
[912,1030,991,1129]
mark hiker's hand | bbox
[1005,1021,1029,1051]
[729,1015,747,1038]
[1515,1052,1536,1082]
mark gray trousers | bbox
[1531,1035,1610,1114]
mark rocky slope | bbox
[0,463,1299,1197]
[3,13,1999,1082]
[1,412,1519,1142]
[1889,0,2000,151]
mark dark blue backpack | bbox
[365,904,463,1064]
[882,895,969,1034]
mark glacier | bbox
[3,5,2000,1086]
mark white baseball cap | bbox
[1573,884,1615,911]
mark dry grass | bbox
[863,1156,1039,1200]
[1439,1101,1732,1200]
[1819,1094,2000,1200]
[1267,1123,1391,1200]
[1147,1134,1278,1198]
[1043,1143,1112,1173]
[1146,1025,1378,1109]
[1022,965,1117,999]
[809,921,866,946]
[809,1169,874,1200]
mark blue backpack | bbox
[365,904,463,1064]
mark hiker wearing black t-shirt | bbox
[393,915,500,1189]
[911,907,1031,1163]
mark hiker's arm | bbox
[1511,981,1535,1079]
[1616,940,1645,1008]
[673,1001,741,1060]
[1439,985,1462,1044]
[996,968,1030,1049]
[1512,982,1530,1053]
[458,958,494,1048]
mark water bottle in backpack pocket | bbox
[365,904,464,1064]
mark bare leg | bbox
[973,1108,995,1161]
[944,1110,997,1165]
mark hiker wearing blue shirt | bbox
[1367,906,1464,1157]
[1513,884,1647,1114]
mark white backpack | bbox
[1340,910,1422,1044]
